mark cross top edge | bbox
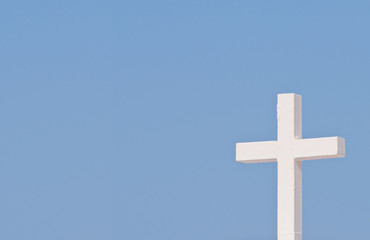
[277,93,301,97]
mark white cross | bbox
[236,93,345,240]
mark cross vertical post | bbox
[277,94,302,240]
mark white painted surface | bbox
[236,93,345,240]
[236,141,277,163]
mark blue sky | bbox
[1,1,369,239]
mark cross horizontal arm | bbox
[294,137,345,161]
[236,141,277,163]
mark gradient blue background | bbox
[0,1,369,239]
